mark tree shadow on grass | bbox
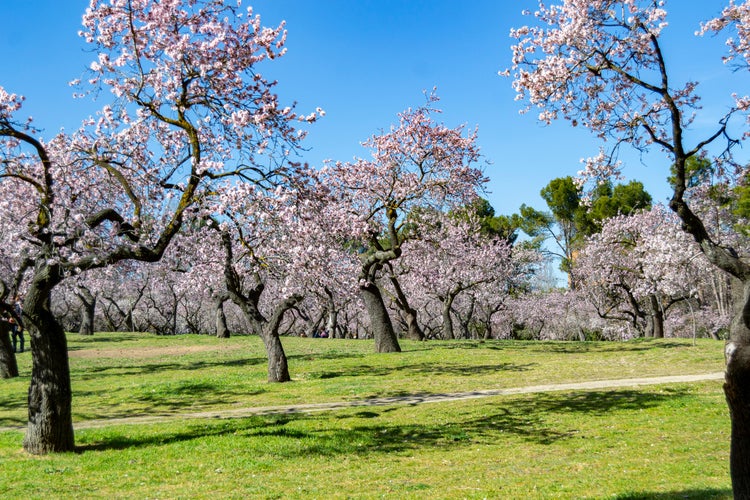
[511,340,693,354]
[76,386,691,455]
[72,381,268,422]
[73,356,268,381]
[613,489,732,499]
[76,414,293,452]
[399,339,701,358]
[309,361,535,380]
[289,351,367,362]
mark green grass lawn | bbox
[0,334,732,499]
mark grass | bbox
[0,334,732,499]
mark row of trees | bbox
[41,171,732,346]
[2,1,750,497]
[0,0,539,454]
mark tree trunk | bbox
[324,288,340,338]
[260,294,302,382]
[483,322,493,340]
[125,311,134,333]
[260,331,291,382]
[360,281,401,353]
[214,297,230,339]
[386,273,424,341]
[77,288,96,336]
[441,294,456,340]
[23,280,75,454]
[648,294,664,339]
[725,279,750,497]
[0,320,18,378]
[404,308,424,341]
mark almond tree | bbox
[0,0,316,454]
[325,93,486,352]
[508,0,750,491]
[396,211,527,340]
[575,205,714,338]
[189,174,361,382]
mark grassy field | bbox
[0,334,732,499]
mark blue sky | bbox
[1,1,748,217]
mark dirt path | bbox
[0,372,724,432]
[37,371,720,431]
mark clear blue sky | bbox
[1,1,748,216]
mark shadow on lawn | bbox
[77,386,691,454]
[613,489,732,499]
[74,356,268,381]
[289,351,367,362]
[73,381,268,422]
[431,339,695,354]
[309,361,535,380]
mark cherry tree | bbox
[0,0,317,454]
[324,93,486,352]
[508,0,750,491]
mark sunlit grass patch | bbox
[0,334,730,498]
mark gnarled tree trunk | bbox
[671,161,750,496]
[360,281,401,353]
[23,269,75,454]
[647,294,664,339]
[218,227,300,382]
[386,272,424,341]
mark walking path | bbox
[77,371,727,430]
[0,372,724,432]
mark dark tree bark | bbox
[440,286,465,340]
[76,287,96,336]
[260,294,301,382]
[360,281,401,353]
[724,280,750,497]
[261,331,290,382]
[23,266,75,454]
[670,153,750,497]
[0,321,19,379]
[646,294,664,339]
[227,278,294,382]
[357,210,403,353]
[403,310,424,341]
[441,294,455,340]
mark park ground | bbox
[0,334,734,499]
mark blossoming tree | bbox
[202,175,361,382]
[395,210,531,340]
[0,0,317,454]
[324,93,486,352]
[508,0,750,491]
[575,205,714,338]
